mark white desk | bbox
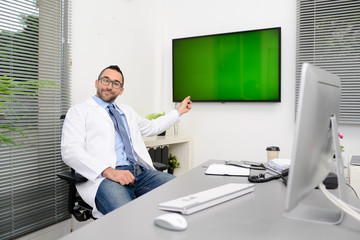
[60,160,360,240]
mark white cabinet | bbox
[143,135,193,176]
[349,156,360,199]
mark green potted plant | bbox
[168,153,180,174]
[146,112,166,136]
[0,73,55,146]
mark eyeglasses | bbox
[99,77,123,89]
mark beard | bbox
[96,88,119,103]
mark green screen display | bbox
[172,27,281,102]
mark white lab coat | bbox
[61,97,180,218]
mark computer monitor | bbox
[284,62,346,224]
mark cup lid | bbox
[266,146,280,151]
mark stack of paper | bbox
[267,159,291,173]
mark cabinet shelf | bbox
[144,135,193,176]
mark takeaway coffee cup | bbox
[266,146,280,162]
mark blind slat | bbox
[0,0,71,239]
[296,0,360,124]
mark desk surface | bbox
[60,160,360,240]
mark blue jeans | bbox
[95,164,175,215]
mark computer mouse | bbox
[154,213,188,231]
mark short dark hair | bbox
[98,65,125,86]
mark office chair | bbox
[57,112,94,221]
[57,114,169,221]
[57,162,168,221]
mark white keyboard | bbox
[158,183,254,214]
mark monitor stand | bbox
[284,116,346,224]
[283,194,343,224]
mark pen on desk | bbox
[225,160,250,168]
[225,160,266,170]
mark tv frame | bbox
[172,27,281,103]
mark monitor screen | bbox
[172,27,281,102]
[284,63,345,224]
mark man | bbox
[61,65,192,218]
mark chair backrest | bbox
[57,169,94,221]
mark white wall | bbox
[71,0,160,116]
[157,0,296,167]
[71,0,360,169]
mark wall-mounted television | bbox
[172,27,281,102]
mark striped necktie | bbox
[107,104,137,164]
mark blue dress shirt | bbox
[92,96,135,166]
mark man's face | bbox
[95,69,124,103]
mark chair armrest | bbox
[153,162,168,171]
[57,171,88,184]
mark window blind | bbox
[296,0,360,124]
[0,0,71,239]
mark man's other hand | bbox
[177,96,192,116]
